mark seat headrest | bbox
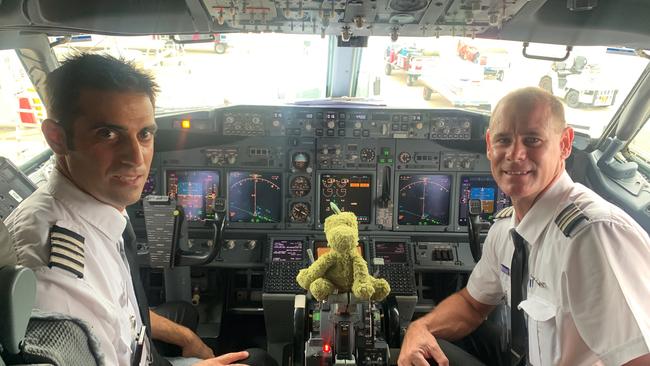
[0,221,17,268]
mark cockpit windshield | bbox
[50,34,649,140]
[1,33,649,164]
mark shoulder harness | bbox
[494,206,514,220]
[555,203,590,237]
[48,225,85,278]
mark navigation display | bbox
[374,242,408,264]
[319,174,372,224]
[458,175,511,226]
[228,171,282,223]
[166,170,220,222]
[397,175,451,226]
[271,239,303,262]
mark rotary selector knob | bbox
[225,240,236,250]
[327,120,336,129]
[245,240,257,250]
[398,152,411,164]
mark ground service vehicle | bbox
[539,55,619,108]
[384,45,436,86]
[1,0,650,365]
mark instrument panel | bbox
[146,105,503,234]
[129,105,511,273]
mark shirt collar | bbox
[47,168,127,243]
[512,171,573,245]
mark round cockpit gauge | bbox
[289,202,311,223]
[290,176,311,197]
[292,152,310,171]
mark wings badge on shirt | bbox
[48,225,85,278]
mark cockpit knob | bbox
[225,240,236,250]
[227,154,237,164]
[245,240,257,250]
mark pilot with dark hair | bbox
[397,87,650,366]
[5,53,271,366]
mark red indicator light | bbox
[322,344,331,353]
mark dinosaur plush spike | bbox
[296,205,390,301]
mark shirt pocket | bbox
[518,295,558,366]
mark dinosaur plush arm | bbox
[351,255,372,282]
[296,253,336,288]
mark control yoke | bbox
[143,195,226,268]
[467,198,491,263]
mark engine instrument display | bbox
[166,170,220,222]
[458,175,511,226]
[228,171,282,223]
[397,175,451,226]
[271,239,304,262]
[319,174,372,224]
[374,241,408,264]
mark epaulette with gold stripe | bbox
[48,225,85,278]
[494,206,514,219]
[555,203,589,237]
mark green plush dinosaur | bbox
[296,203,390,301]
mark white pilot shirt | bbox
[467,172,650,366]
[5,169,147,366]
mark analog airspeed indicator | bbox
[290,176,311,197]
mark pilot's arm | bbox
[398,223,502,366]
[397,289,494,366]
[149,309,214,359]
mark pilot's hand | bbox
[397,321,449,366]
[193,351,249,366]
[182,331,215,359]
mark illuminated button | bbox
[387,159,393,163]
[181,119,191,129]
[382,148,390,156]
[379,158,386,164]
